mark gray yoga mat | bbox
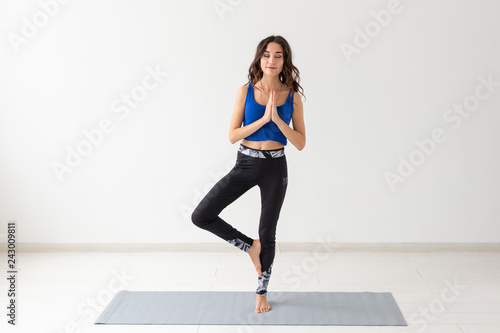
[95,290,407,326]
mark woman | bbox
[191,35,306,313]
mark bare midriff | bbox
[241,139,284,150]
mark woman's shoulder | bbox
[292,90,302,106]
[237,83,250,95]
[235,84,250,104]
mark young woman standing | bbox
[191,35,306,313]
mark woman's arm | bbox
[228,85,269,144]
[274,92,306,151]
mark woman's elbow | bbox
[297,138,306,151]
[228,131,237,145]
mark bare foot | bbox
[248,239,262,277]
[255,295,271,313]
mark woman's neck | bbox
[257,76,284,91]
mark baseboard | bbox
[3,242,499,253]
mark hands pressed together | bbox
[262,90,281,124]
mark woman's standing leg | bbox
[255,154,288,311]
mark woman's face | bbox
[260,42,284,76]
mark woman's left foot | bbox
[248,239,262,277]
[255,295,271,313]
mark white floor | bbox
[1,246,500,333]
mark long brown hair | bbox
[246,35,305,103]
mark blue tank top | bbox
[243,82,294,145]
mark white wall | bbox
[0,0,499,244]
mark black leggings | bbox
[191,143,288,296]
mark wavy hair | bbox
[246,35,305,103]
